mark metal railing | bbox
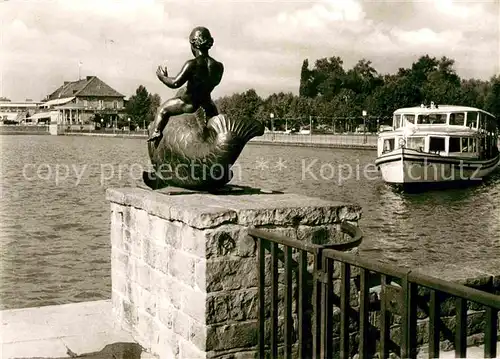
[249,225,500,359]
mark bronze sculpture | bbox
[143,26,264,191]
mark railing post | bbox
[484,307,498,358]
[258,237,266,358]
[284,246,293,359]
[313,248,323,359]
[428,290,440,359]
[340,263,351,359]
[401,275,417,359]
[320,256,334,359]
[298,250,309,358]
[455,298,467,358]
[270,242,279,358]
[379,274,391,359]
[358,268,370,359]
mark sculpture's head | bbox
[189,26,214,54]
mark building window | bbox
[98,100,104,109]
[113,101,118,109]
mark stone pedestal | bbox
[106,187,362,359]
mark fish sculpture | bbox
[143,107,264,191]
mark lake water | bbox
[1,135,499,310]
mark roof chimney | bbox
[64,81,70,85]
[86,76,93,81]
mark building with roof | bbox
[0,100,43,124]
[36,75,126,127]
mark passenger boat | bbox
[375,103,500,188]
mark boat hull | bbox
[375,149,500,185]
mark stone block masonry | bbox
[106,187,362,359]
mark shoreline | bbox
[0,129,379,149]
[3,129,499,150]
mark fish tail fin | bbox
[210,114,265,143]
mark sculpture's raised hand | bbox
[156,65,168,79]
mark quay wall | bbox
[249,133,377,149]
[0,125,49,135]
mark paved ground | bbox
[0,300,155,359]
[1,300,498,358]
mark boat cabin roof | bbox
[394,105,495,118]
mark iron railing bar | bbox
[284,246,293,359]
[313,249,323,359]
[359,268,370,359]
[270,242,279,359]
[257,237,266,359]
[321,257,334,359]
[428,290,440,359]
[249,228,324,253]
[340,262,351,359]
[322,247,500,310]
[401,276,418,359]
[484,307,498,358]
[323,248,408,279]
[379,274,390,359]
[455,298,467,358]
[410,273,500,310]
[298,250,309,358]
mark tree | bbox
[485,75,500,120]
[125,85,152,126]
[299,59,316,98]
[216,89,264,124]
[147,93,162,126]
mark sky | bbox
[1,0,499,102]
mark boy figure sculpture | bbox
[147,26,224,142]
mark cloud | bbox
[244,0,498,80]
[1,0,190,101]
[1,0,498,102]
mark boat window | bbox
[469,138,477,152]
[479,113,486,130]
[403,114,415,126]
[486,115,496,132]
[429,137,445,152]
[393,114,401,129]
[461,138,468,152]
[449,137,461,152]
[406,137,425,151]
[449,113,465,126]
[460,137,477,152]
[418,113,447,124]
[466,112,478,128]
[383,138,395,153]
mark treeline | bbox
[215,55,500,131]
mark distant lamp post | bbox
[269,113,275,141]
[101,118,104,129]
[362,110,368,143]
[128,118,131,134]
